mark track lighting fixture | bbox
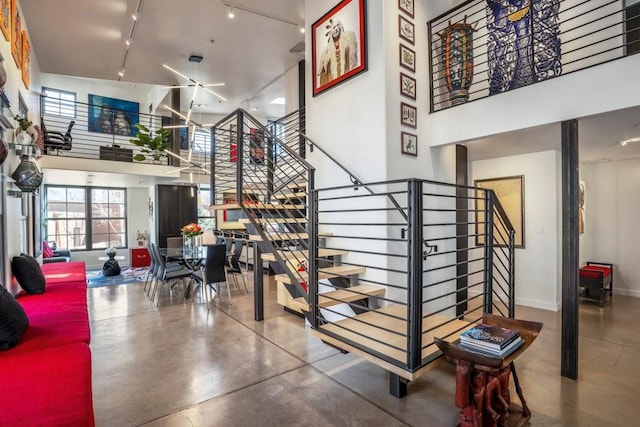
[227,5,235,19]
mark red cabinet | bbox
[130,247,151,267]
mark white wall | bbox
[581,159,640,297]
[1,0,42,291]
[472,150,561,311]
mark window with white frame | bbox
[42,87,76,118]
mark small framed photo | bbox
[400,102,417,128]
[399,15,414,45]
[401,132,417,156]
[400,73,416,100]
[399,44,415,72]
[398,0,414,19]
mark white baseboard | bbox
[515,296,560,312]
[613,288,640,298]
[468,289,560,312]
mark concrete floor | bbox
[89,274,640,426]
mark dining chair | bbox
[190,244,230,307]
[149,243,192,306]
[226,239,249,293]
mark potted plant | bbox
[129,124,170,163]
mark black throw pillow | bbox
[11,254,46,294]
[0,285,29,350]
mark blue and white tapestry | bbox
[486,0,562,95]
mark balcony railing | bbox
[428,0,640,112]
[39,95,210,174]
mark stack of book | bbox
[458,324,524,357]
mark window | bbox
[42,87,76,118]
[197,186,215,229]
[192,129,211,154]
[626,0,640,55]
[44,186,126,250]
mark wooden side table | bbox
[435,314,543,427]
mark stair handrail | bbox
[290,129,442,255]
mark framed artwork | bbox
[10,0,20,67]
[400,73,416,100]
[162,116,188,149]
[398,15,415,45]
[400,102,417,128]
[88,94,139,136]
[474,175,525,248]
[312,0,367,96]
[248,128,265,165]
[0,0,10,41]
[21,30,30,89]
[401,131,417,156]
[399,44,415,72]
[398,0,414,19]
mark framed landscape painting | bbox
[312,0,367,96]
[88,94,139,137]
[475,175,525,248]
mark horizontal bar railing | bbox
[429,0,639,112]
[212,109,315,301]
[311,178,515,373]
[39,95,210,174]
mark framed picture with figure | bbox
[312,0,367,96]
[0,0,11,41]
[401,132,417,156]
[400,102,417,128]
[10,0,21,67]
[21,30,30,88]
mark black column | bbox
[170,87,181,167]
[298,59,306,158]
[561,119,579,380]
[456,145,468,317]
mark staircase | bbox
[211,109,517,397]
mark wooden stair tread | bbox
[288,284,386,311]
[249,233,308,241]
[248,231,333,242]
[262,248,347,262]
[274,265,366,284]
[239,217,306,224]
[209,203,304,210]
[312,304,474,381]
[273,192,306,200]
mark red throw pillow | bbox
[42,241,54,258]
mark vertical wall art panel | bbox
[486,0,561,94]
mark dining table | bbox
[159,246,207,298]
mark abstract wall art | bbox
[486,0,561,95]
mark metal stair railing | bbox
[212,109,315,302]
[309,178,516,374]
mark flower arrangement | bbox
[181,223,203,237]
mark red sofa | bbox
[0,261,95,427]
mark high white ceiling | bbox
[20,0,305,119]
[463,105,640,165]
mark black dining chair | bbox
[226,239,248,293]
[149,242,192,306]
[190,244,230,307]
